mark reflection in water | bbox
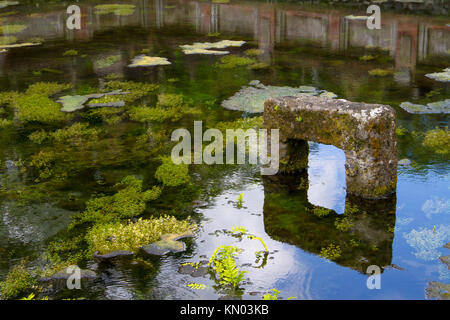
[263,167,396,273]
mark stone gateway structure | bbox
[263,95,398,199]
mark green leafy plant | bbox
[231,225,268,253]
[208,245,246,289]
[187,283,206,290]
[263,289,296,300]
[236,193,244,208]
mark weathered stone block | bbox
[263,95,397,199]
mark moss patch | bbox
[155,157,190,187]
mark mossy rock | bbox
[140,232,194,256]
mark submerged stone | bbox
[425,68,450,82]
[140,231,194,256]
[222,81,336,113]
[93,250,134,261]
[128,55,171,67]
[180,40,245,55]
[58,91,128,112]
[399,100,450,114]
[39,269,97,283]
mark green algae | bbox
[157,93,184,108]
[422,127,450,155]
[94,4,136,16]
[0,24,27,34]
[155,157,190,187]
[71,176,162,226]
[16,94,70,124]
[216,55,257,69]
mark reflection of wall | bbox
[262,172,396,274]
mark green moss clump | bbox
[93,54,121,69]
[0,35,17,45]
[368,68,393,77]
[244,49,264,57]
[25,82,72,96]
[15,94,68,124]
[312,206,331,217]
[128,105,200,123]
[396,126,407,136]
[0,24,27,34]
[104,80,158,102]
[319,244,341,260]
[216,116,263,132]
[157,93,184,108]
[216,55,257,69]
[52,123,101,143]
[71,176,162,226]
[28,130,48,144]
[155,157,190,187]
[62,49,78,57]
[0,262,36,300]
[422,127,450,155]
[334,217,354,232]
[0,118,13,129]
[86,216,196,254]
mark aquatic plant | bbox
[231,225,268,253]
[0,24,26,34]
[104,80,158,102]
[94,4,136,16]
[93,54,121,69]
[71,176,162,226]
[155,156,190,187]
[15,94,69,124]
[86,216,196,254]
[0,261,36,300]
[263,289,296,300]
[244,49,264,57]
[0,118,12,129]
[216,55,257,69]
[30,150,57,181]
[157,93,184,108]
[396,126,407,136]
[26,82,72,96]
[319,244,342,260]
[51,123,101,144]
[422,127,450,155]
[187,283,206,290]
[208,245,246,289]
[334,217,354,232]
[62,49,78,57]
[313,207,332,217]
[368,68,393,77]
[236,193,244,208]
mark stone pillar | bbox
[264,95,398,199]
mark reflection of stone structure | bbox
[263,172,396,274]
[264,95,397,199]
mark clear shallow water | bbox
[0,0,448,300]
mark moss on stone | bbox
[86,216,196,254]
[155,156,190,187]
[0,261,36,300]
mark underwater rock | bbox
[128,55,171,67]
[140,232,194,256]
[0,42,41,49]
[39,269,97,283]
[0,1,19,9]
[264,95,397,199]
[440,256,450,269]
[425,68,450,82]
[180,40,245,55]
[93,250,134,261]
[58,91,128,112]
[398,158,412,166]
[178,265,209,277]
[222,81,336,114]
[399,100,450,114]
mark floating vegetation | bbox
[368,68,393,77]
[93,54,121,69]
[155,156,190,187]
[216,55,257,68]
[128,55,171,67]
[104,80,158,102]
[71,176,162,226]
[425,68,450,82]
[222,81,336,113]
[422,127,450,155]
[86,216,196,254]
[187,283,206,290]
[128,105,200,123]
[62,49,78,57]
[94,4,136,16]
[334,217,354,232]
[0,24,27,34]
[180,40,245,55]
[319,244,342,260]
[244,48,264,57]
[359,55,375,61]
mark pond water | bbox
[0,0,449,300]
